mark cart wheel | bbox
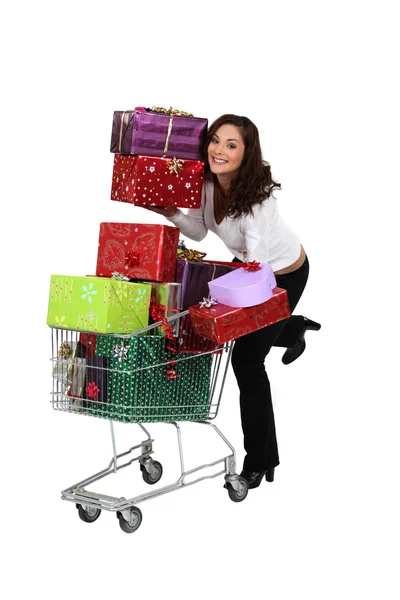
[227,477,249,503]
[76,503,101,523]
[141,460,163,485]
[117,507,142,533]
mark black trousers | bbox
[231,257,310,472]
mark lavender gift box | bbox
[175,259,238,310]
[208,263,277,308]
[110,109,208,160]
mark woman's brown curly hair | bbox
[204,114,281,218]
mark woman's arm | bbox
[165,207,208,242]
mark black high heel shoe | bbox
[240,468,275,489]
[281,317,321,365]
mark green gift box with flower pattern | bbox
[90,334,213,422]
[47,275,151,334]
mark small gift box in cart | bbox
[48,309,251,533]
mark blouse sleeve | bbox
[165,186,208,242]
[242,204,271,263]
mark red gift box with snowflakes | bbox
[188,288,291,344]
[110,154,204,208]
[96,222,180,282]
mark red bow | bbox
[243,260,262,272]
[86,381,100,399]
[150,297,178,342]
[125,251,140,267]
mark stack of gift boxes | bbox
[47,106,291,424]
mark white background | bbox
[1,0,399,598]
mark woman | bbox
[147,114,321,489]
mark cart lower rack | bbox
[50,311,249,533]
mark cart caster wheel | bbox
[117,507,142,533]
[227,477,249,503]
[141,460,163,485]
[76,503,101,523]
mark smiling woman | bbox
[143,113,321,489]
[208,124,245,186]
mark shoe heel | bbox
[305,318,321,331]
[265,468,275,483]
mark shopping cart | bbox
[50,310,249,533]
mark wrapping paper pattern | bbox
[148,282,181,336]
[175,259,238,310]
[111,154,204,208]
[90,335,213,422]
[96,222,179,282]
[47,275,151,334]
[110,110,208,160]
[173,313,223,354]
[208,262,277,308]
[79,333,97,356]
[188,287,291,344]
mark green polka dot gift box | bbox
[90,335,213,423]
[47,275,151,334]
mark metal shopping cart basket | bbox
[50,311,249,533]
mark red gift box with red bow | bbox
[96,222,180,282]
[111,154,204,208]
[188,287,291,344]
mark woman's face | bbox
[207,124,245,179]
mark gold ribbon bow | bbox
[58,343,73,358]
[151,105,194,157]
[166,156,184,176]
[151,106,194,117]
[177,248,207,261]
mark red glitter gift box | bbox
[111,154,204,208]
[188,287,291,344]
[96,222,180,282]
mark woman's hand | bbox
[143,206,178,218]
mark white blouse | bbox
[167,179,301,272]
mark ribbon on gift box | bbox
[166,156,184,176]
[242,260,262,272]
[151,106,194,157]
[117,107,148,152]
[150,296,183,379]
[199,297,219,309]
[150,297,179,342]
[58,343,73,358]
[118,109,134,153]
[111,271,130,281]
[86,381,100,400]
[177,248,207,261]
[125,250,140,268]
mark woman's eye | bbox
[228,144,236,149]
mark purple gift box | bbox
[208,263,277,308]
[175,259,238,310]
[110,109,208,160]
[85,356,108,405]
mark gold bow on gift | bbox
[166,156,184,176]
[58,343,73,358]
[177,248,207,262]
[151,106,194,118]
[151,105,194,157]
